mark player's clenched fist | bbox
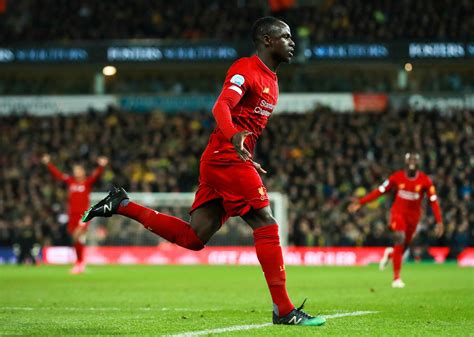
[97,156,109,167]
[41,154,51,164]
[434,222,444,238]
[348,199,361,213]
[231,131,252,162]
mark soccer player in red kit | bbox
[42,154,108,274]
[83,17,325,326]
[348,153,444,288]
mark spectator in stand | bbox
[1,1,473,43]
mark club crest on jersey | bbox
[230,74,245,87]
[415,184,422,192]
[262,87,270,94]
[398,183,405,189]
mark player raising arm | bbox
[42,154,108,274]
[348,153,443,288]
[82,17,325,326]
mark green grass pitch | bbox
[1,263,473,336]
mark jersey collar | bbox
[253,55,277,79]
[404,170,419,181]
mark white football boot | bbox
[392,278,406,288]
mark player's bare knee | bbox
[189,215,221,245]
[260,212,277,226]
[243,207,277,229]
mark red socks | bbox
[74,242,84,264]
[117,202,204,251]
[253,224,294,317]
[393,245,404,280]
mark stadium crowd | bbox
[0,107,472,256]
[1,0,472,43]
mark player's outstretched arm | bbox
[87,156,108,184]
[42,154,69,183]
[349,175,395,212]
[364,177,394,202]
[427,182,444,237]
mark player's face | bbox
[269,23,295,63]
[73,165,86,179]
[405,154,420,172]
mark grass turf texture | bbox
[1,264,473,336]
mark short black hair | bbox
[251,16,285,45]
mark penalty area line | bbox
[166,310,379,337]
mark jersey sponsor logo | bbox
[254,107,271,117]
[260,99,275,110]
[230,74,245,87]
[398,190,420,200]
[253,99,275,117]
[70,184,86,192]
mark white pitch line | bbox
[323,310,378,319]
[166,323,272,337]
[166,310,379,337]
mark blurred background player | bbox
[83,17,326,326]
[12,215,41,265]
[42,154,108,274]
[348,152,444,288]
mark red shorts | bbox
[68,213,89,234]
[389,212,420,244]
[190,160,270,224]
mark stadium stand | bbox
[1,0,473,42]
[1,107,472,253]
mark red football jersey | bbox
[47,163,104,215]
[202,55,278,163]
[360,170,442,223]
